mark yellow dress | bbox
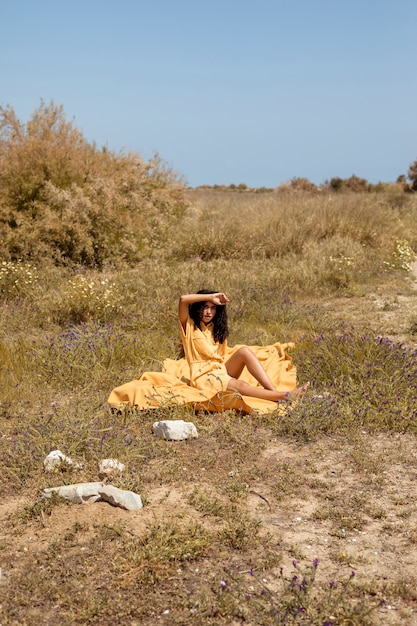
[108,316,297,415]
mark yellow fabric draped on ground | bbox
[108,317,297,415]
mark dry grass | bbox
[1,189,417,624]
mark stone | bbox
[42,482,143,510]
[42,482,104,504]
[152,420,198,441]
[98,458,126,478]
[98,485,143,511]
[43,449,82,472]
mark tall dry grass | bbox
[172,189,417,297]
[177,189,416,260]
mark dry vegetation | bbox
[1,103,417,624]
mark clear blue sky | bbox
[1,0,416,187]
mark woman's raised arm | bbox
[178,292,230,329]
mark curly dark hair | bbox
[188,289,229,344]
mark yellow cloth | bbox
[108,317,297,415]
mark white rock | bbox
[98,458,126,477]
[98,485,143,511]
[42,482,104,504]
[152,420,198,441]
[43,449,82,472]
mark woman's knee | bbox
[235,346,253,359]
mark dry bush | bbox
[0,100,188,267]
[276,177,319,193]
[408,157,417,191]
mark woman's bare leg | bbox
[225,346,277,390]
[225,346,309,401]
[227,378,309,401]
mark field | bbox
[1,189,417,625]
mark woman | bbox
[108,290,308,414]
[179,290,309,403]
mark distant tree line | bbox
[196,165,417,193]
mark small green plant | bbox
[118,519,213,585]
[218,511,261,551]
[290,329,417,436]
[188,487,228,517]
[11,490,68,525]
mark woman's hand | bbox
[211,292,230,306]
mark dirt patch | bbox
[3,432,416,623]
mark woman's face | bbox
[200,301,217,324]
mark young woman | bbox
[108,289,308,414]
[179,290,309,403]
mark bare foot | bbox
[287,382,310,399]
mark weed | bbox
[188,487,228,517]
[202,561,384,625]
[57,274,122,323]
[0,260,39,299]
[117,519,213,585]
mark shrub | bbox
[0,100,188,267]
[324,175,370,192]
[408,158,417,191]
[208,562,383,625]
[277,177,318,192]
